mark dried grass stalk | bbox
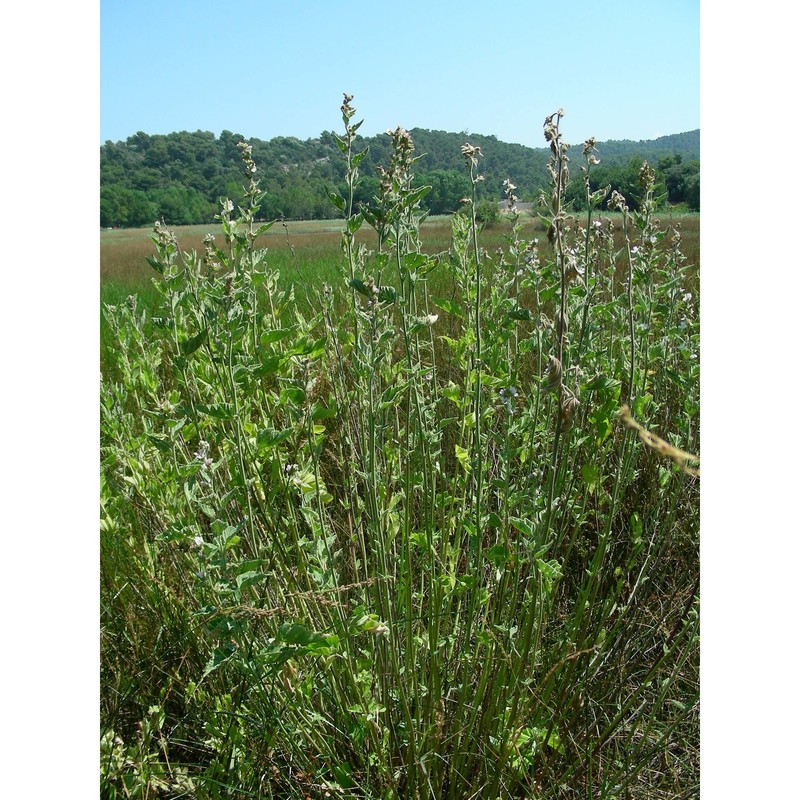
[618,405,700,477]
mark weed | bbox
[101,97,699,799]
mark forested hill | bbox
[100,127,700,227]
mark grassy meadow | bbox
[101,213,698,350]
[101,108,699,799]
[101,214,699,296]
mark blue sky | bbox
[101,0,699,148]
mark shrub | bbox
[101,99,699,799]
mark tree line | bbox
[100,127,699,228]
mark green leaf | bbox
[540,285,558,304]
[581,463,600,494]
[442,383,461,402]
[348,278,372,297]
[278,623,318,646]
[633,392,653,418]
[406,184,432,207]
[431,296,464,318]
[545,729,565,755]
[332,763,356,790]
[402,252,429,271]
[312,401,338,421]
[487,543,510,567]
[202,643,236,680]
[147,435,171,454]
[253,355,283,377]
[146,256,164,274]
[455,444,471,473]
[346,213,363,235]
[509,516,535,538]
[377,285,397,304]
[261,328,294,345]
[288,335,327,357]
[326,188,345,212]
[196,403,234,420]
[254,221,275,237]
[236,559,268,573]
[280,387,306,406]
[257,427,293,450]
[235,571,265,591]
[534,557,562,593]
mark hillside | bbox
[101,126,699,227]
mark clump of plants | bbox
[101,96,699,799]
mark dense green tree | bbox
[100,127,699,227]
[684,172,700,211]
[585,158,667,213]
[417,169,471,215]
[352,175,381,210]
[149,185,212,226]
[100,185,158,227]
[661,159,700,205]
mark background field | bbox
[101,212,700,300]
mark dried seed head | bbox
[545,355,562,393]
[638,160,656,190]
[461,142,483,168]
[341,92,354,119]
[153,218,178,249]
[503,177,519,210]
[608,190,629,213]
[560,394,580,433]
[555,307,569,338]
[203,233,222,271]
[524,238,540,269]
[564,249,584,285]
[281,660,298,695]
[237,141,257,180]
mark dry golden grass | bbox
[101,212,699,290]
